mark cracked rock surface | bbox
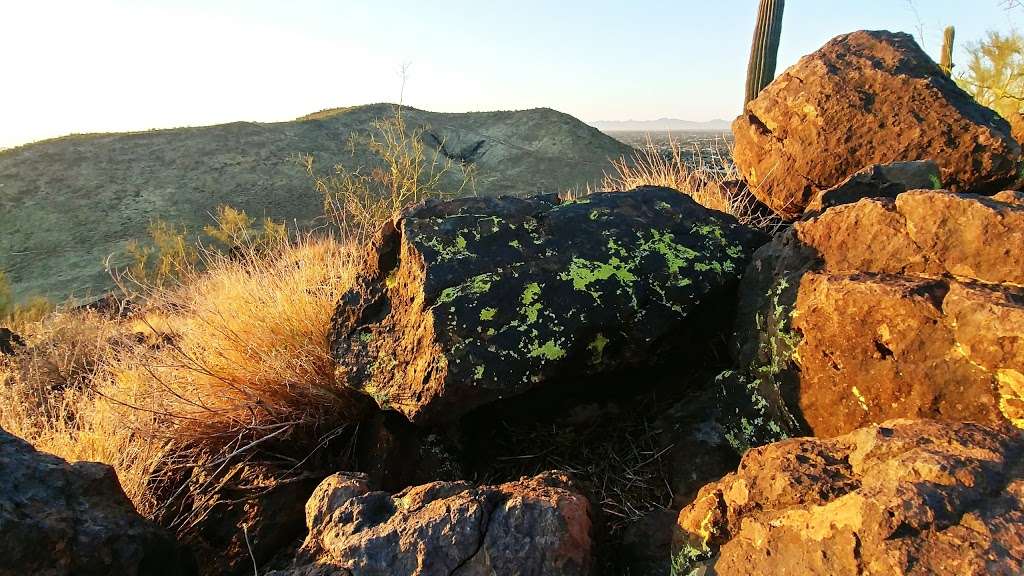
[270,471,593,576]
[734,190,1024,438]
[673,419,1024,576]
[732,30,1020,219]
[0,426,196,576]
[330,187,765,424]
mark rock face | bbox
[0,427,196,576]
[732,30,1020,219]
[804,160,940,214]
[735,190,1024,437]
[673,419,1024,576]
[275,471,593,576]
[330,187,765,424]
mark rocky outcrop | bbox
[0,327,24,356]
[273,471,593,576]
[734,190,1024,437]
[0,427,196,576]
[732,30,1020,219]
[330,187,765,424]
[804,160,940,214]
[673,419,1024,576]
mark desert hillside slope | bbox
[0,104,633,301]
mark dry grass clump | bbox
[0,308,167,508]
[1,235,362,519]
[603,134,778,230]
[106,236,362,448]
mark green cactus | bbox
[744,0,785,105]
[940,26,955,76]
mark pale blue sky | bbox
[1,0,1019,148]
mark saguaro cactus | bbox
[940,26,955,76]
[744,0,785,105]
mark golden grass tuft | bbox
[1,235,363,519]
[602,134,778,230]
[104,236,363,447]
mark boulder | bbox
[804,160,940,214]
[732,30,1020,219]
[273,471,593,576]
[0,427,196,576]
[330,187,765,424]
[734,190,1024,437]
[0,327,24,356]
[673,419,1024,576]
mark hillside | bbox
[0,104,634,302]
[590,118,731,132]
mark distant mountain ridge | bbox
[590,118,732,132]
[0,104,633,302]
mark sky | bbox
[1,0,1020,149]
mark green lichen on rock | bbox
[561,256,637,302]
[716,370,790,455]
[479,307,497,321]
[421,231,473,262]
[588,333,609,365]
[528,339,567,360]
[519,282,543,323]
[435,272,498,305]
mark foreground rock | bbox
[733,30,1020,219]
[331,187,765,423]
[673,419,1024,576]
[735,190,1024,437]
[273,471,593,576]
[0,427,196,575]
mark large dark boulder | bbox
[330,187,765,424]
[734,189,1024,438]
[272,471,594,576]
[673,419,1024,576]
[0,427,196,576]
[733,30,1020,219]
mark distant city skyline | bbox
[2,0,1019,149]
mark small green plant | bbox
[744,0,785,104]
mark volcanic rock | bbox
[733,30,1020,219]
[673,419,1024,576]
[330,187,765,424]
[734,189,1024,437]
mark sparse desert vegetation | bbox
[4,3,1024,576]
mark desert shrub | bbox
[202,204,288,255]
[602,134,777,230]
[118,205,287,295]
[305,107,475,243]
[122,219,199,291]
[958,30,1024,138]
